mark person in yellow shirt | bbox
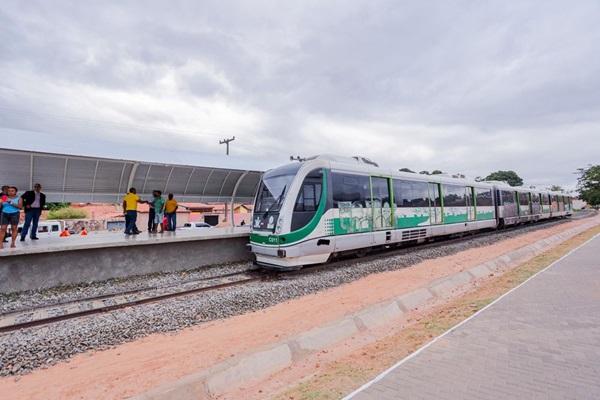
[122,187,145,235]
[164,193,178,231]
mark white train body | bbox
[250,155,573,269]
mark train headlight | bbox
[275,217,284,234]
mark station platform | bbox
[347,233,600,400]
[0,227,251,294]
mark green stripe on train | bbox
[396,214,429,228]
[476,211,495,220]
[250,233,279,245]
[331,217,372,235]
[443,213,468,223]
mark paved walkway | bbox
[347,234,600,400]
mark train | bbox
[249,155,573,269]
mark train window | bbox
[540,193,549,205]
[466,187,474,207]
[558,196,565,211]
[291,169,323,231]
[393,180,429,208]
[371,177,391,207]
[412,182,430,207]
[501,190,515,204]
[393,180,412,207]
[255,174,296,213]
[551,195,559,212]
[518,192,529,205]
[442,184,466,207]
[332,173,370,208]
[531,193,540,204]
[475,188,493,207]
[293,170,322,212]
[429,183,441,208]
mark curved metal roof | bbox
[0,148,262,203]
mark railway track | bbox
[2,212,594,334]
[0,270,267,333]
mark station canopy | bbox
[0,147,264,204]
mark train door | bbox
[428,183,443,224]
[371,176,393,231]
[466,186,476,221]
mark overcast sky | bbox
[1,1,599,190]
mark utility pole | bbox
[219,136,235,155]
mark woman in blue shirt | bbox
[1,186,23,249]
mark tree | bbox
[399,168,415,173]
[484,170,523,187]
[418,169,443,175]
[548,185,564,192]
[577,165,600,207]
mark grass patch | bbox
[47,207,88,220]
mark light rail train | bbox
[250,155,573,269]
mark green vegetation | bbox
[484,170,523,186]
[47,207,88,220]
[577,165,600,207]
[548,185,564,192]
[46,202,70,211]
[418,170,444,175]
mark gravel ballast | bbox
[0,217,589,376]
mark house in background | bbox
[43,202,254,231]
[182,203,253,226]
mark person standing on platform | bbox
[20,183,46,241]
[147,190,157,232]
[152,191,165,233]
[122,188,144,235]
[0,186,23,249]
[164,193,178,231]
[1,185,8,243]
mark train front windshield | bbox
[253,164,300,232]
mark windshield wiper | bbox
[262,185,286,217]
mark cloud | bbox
[1,0,599,190]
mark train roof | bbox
[287,155,573,197]
[301,154,495,188]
